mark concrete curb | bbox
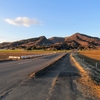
[29,53,67,78]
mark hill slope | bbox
[0,36,53,49]
[64,33,100,49]
[48,37,65,43]
[0,33,100,50]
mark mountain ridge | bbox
[0,33,100,50]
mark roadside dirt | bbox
[71,53,100,100]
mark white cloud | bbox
[5,17,42,27]
[0,36,3,38]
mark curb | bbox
[29,53,67,78]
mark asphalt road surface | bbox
[0,53,96,100]
[0,53,65,99]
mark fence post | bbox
[96,63,97,68]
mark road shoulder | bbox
[71,53,100,100]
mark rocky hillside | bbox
[0,33,100,50]
[48,37,65,43]
[50,33,100,50]
[64,33,100,49]
[0,36,53,49]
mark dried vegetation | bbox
[71,53,100,99]
[78,50,100,69]
[0,50,54,60]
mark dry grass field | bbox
[77,50,100,69]
[0,50,53,60]
[0,50,67,61]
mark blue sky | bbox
[0,0,100,43]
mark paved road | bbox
[0,53,96,100]
[0,53,65,99]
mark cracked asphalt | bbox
[0,53,96,100]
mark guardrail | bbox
[9,56,21,60]
[8,52,57,60]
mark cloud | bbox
[0,36,6,38]
[5,17,42,27]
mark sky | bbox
[0,0,100,43]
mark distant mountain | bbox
[0,36,53,49]
[50,33,100,50]
[61,33,100,49]
[0,33,100,50]
[48,37,65,43]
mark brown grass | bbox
[77,50,100,69]
[71,54,100,99]
[0,50,55,60]
[78,50,100,60]
[75,65,100,99]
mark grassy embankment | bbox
[72,51,100,99]
[77,50,100,69]
[77,50,100,84]
[0,49,68,60]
